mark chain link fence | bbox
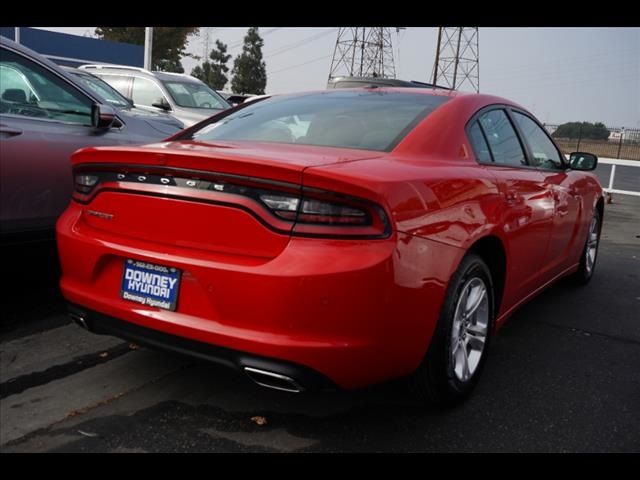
[543,124,640,161]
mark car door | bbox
[0,47,131,237]
[510,109,583,280]
[467,108,555,311]
[131,76,172,113]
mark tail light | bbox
[259,194,299,220]
[259,194,368,225]
[71,167,391,239]
[298,199,368,225]
[74,174,99,194]
[260,189,388,238]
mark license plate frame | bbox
[120,259,181,311]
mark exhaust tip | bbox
[244,367,304,393]
[69,312,89,330]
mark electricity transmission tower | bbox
[328,27,397,81]
[431,27,479,92]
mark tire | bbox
[411,253,494,406]
[572,207,602,285]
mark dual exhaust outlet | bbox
[69,311,304,393]
[243,367,304,393]
[69,312,89,330]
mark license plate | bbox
[120,259,181,311]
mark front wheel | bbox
[572,207,601,285]
[411,253,494,406]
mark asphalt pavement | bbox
[1,196,639,453]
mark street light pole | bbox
[144,27,153,71]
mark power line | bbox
[264,28,337,59]
[269,53,333,76]
[484,46,640,79]
[493,71,639,97]
[483,49,640,81]
[227,27,282,52]
[485,62,638,89]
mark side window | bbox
[98,75,132,98]
[0,48,92,125]
[0,65,39,103]
[468,121,492,163]
[478,109,527,167]
[512,111,563,170]
[131,77,167,109]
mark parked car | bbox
[79,65,230,127]
[242,94,270,105]
[63,66,184,132]
[327,75,451,90]
[58,88,603,405]
[0,36,184,243]
[217,91,254,106]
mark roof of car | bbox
[78,64,204,84]
[251,87,524,117]
[151,71,202,84]
[316,85,465,99]
[61,65,89,75]
[327,76,453,90]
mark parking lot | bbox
[1,194,639,453]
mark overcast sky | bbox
[37,27,640,127]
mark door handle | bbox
[0,125,23,137]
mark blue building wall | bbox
[0,27,143,67]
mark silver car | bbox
[79,65,230,127]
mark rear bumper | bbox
[57,202,462,389]
[66,302,335,391]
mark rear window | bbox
[190,90,450,152]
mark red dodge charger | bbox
[57,88,603,404]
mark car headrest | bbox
[2,88,27,103]
[318,115,367,148]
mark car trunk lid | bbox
[72,141,382,259]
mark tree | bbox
[95,27,199,73]
[191,40,231,90]
[230,27,267,95]
[552,121,610,141]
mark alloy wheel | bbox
[585,214,600,275]
[451,277,490,382]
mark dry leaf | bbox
[129,343,139,350]
[251,416,268,426]
[99,352,109,358]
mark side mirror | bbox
[91,103,116,129]
[569,152,598,171]
[152,98,172,111]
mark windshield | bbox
[190,90,450,152]
[72,72,130,108]
[162,80,228,110]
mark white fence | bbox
[599,158,640,198]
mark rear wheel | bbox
[411,253,494,406]
[572,208,601,285]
